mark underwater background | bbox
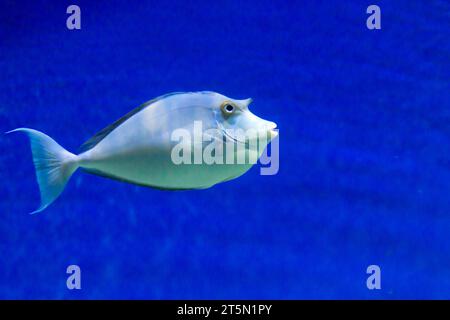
[1,0,449,299]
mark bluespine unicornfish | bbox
[8,91,278,213]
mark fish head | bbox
[213,95,278,146]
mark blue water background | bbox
[0,0,449,299]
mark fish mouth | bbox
[267,122,278,139]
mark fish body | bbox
[9,91,278,213]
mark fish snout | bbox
[242,110,278,140]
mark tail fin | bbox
[6,128,78,214]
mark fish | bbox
[7,91,278,213]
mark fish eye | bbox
[225,104,234,112]
[221,102,236,115]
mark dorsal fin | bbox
[78,92,184,153]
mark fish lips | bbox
[267,122,278,139]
